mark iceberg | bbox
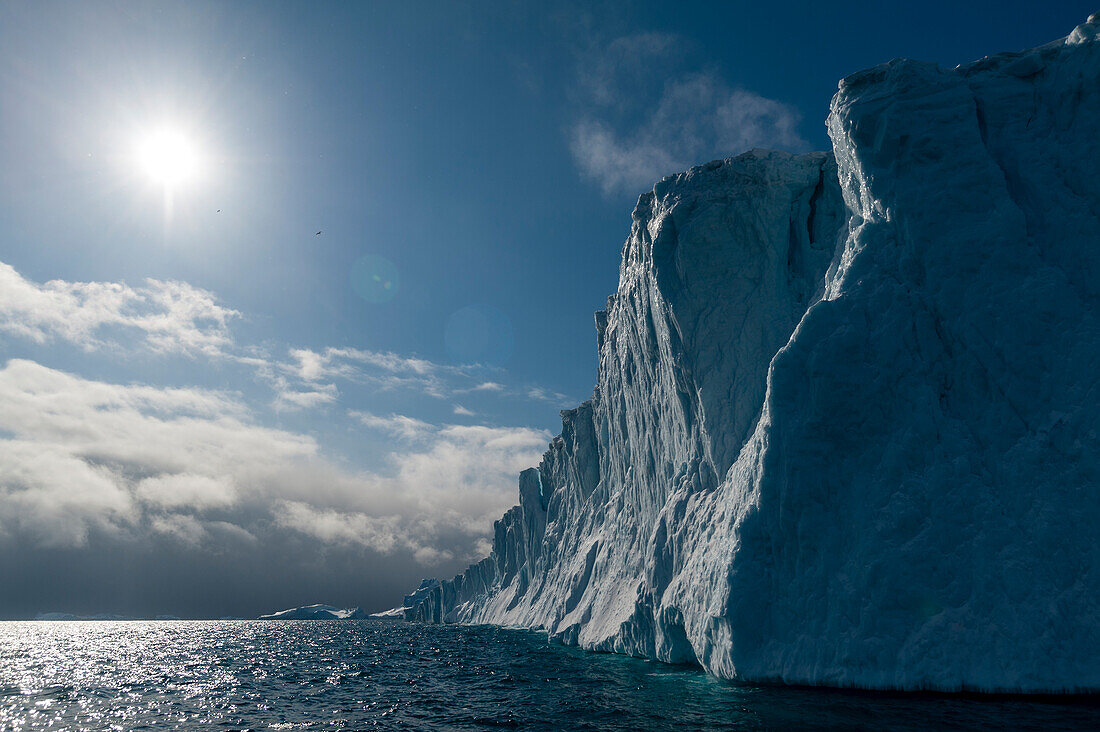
[258,604,370,620]
[401,16,1100,693]
[370,607,407,619]
[35,612,84,621]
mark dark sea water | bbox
[0,620,1096,731]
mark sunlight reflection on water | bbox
[0,620,1096,730]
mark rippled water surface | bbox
[0,620,1096,730]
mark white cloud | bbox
[452,404,475,416]
[287,347,440,383]
[0,359,550,567]
[149,513,257,547]
[274,383,338,411]
[470,381,505,392]
[571,34,808,195]
[333,347,437,376]
[136,473,238,510]
[0,358,313,546]
[369,421,551,553]
[272,346,462,405]
[273,502,456,567]
[413,546,455,565]
[0,262,237,357]
[527,386,571,404]
[274,501,402,554]
[349,410,435,441]
[0,439,136,547]
[150,513,208,546]
[275,349,571,410]
[289,348,328,382]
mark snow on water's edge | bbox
[401,17,1100,694]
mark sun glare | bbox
[135,128,201,187]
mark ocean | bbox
[0,620,1096,730]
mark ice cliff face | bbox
[403,17,1100,693]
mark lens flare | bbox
[350,255,400,303]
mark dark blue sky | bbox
[0,1,1093,617]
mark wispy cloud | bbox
[349,410,435,441]
[275,349,573,410]
[0,262,237,357]
[570,33,808,195]
[287,347,438,382]
[468,381,505,393]
[274,383,339,411]
[274,346,454,403]
[0,259,572,414]
[527,386,572,404]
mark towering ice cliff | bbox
[403,17,1100,692]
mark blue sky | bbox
[0,0,1094,617]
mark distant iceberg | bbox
[370,606,407,619]
[258,604,371,620]
[35,612,135,621]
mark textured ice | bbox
[402,17,1100,692]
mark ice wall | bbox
[403,17,1100,692]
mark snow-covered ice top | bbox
[401,17,1100,693]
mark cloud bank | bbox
[0,359,549,561]
[0,357,552,620]
[0,258,569,616]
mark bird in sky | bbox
[315,230,322,236]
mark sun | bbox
[134,128,201,187]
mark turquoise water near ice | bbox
[0,620,1096,730]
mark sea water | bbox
[0,620,1096,730]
